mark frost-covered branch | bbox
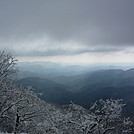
[0,51,18,79]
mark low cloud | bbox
[0,36,124,57]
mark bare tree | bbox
[0,51,43,133]
[0,51,18,132]
[0,51,17,80]
[88,99,133,134]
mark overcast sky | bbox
[0,0,134,63]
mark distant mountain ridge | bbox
[49,68,134,92]
[16,67,134,118]
[17,61,134,78]
[17,77,73,104]
[15,68,134,92]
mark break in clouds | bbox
[0,0,134,62]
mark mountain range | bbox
[16,67,134,119]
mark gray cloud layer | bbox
[0,0,134,57]
[14,47,122,57]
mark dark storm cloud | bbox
[0,0,134,56]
